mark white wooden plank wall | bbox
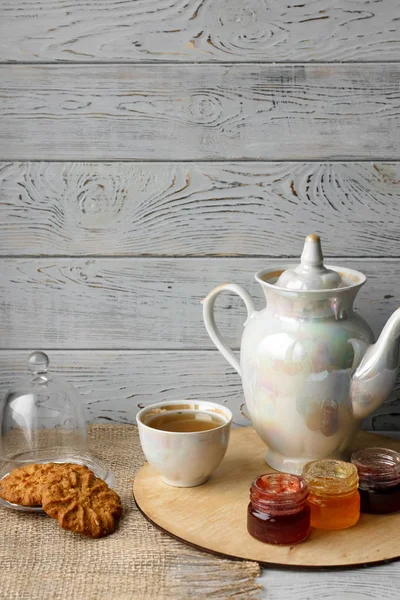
[2,64,400,161]
[1,0,400,435]
[1,0,400,62]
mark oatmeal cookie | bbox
[0,463,55,506]
[42,469,122,538]
[0,462,90,506]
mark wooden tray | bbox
[133,427,400,568]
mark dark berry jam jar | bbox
[247,473,310,545]
[351,448,400,514]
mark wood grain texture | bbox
[1,161,400,257]
[0,350,397,431]
[0,258,399,349]
[1,64,400,160]
[0,350,248,426]
[258,563,400,600]
[134,427,400,567]
[259,569,398,600]
[1,0,400,63]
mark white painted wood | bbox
[1,0,400,63]
[0,350,249,427]
[257,561,400,600]
[1,64,400,160]
[1,161,400,258]
[0,258,399,349]
[364,398,400,432]
[0,350,397,432]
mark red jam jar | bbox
[247,473,310,545]
[351,447,400,514]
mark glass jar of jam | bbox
[351,447,400,514]
[247,473,310,545]
[302,459,360,530]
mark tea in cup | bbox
[136,400,232,487]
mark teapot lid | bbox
[276,234,342,290]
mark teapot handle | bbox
[201,283,256,376]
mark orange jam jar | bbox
[302,460,360,530]
[247,473,310,545]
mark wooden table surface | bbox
[257,563,399,599]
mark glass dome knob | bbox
[28,351,50,375]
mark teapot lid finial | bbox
[301,234,324,267]
[276,234,342,291]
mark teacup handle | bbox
[201,283,256,376]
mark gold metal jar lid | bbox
[302,459,359,495]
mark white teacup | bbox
[136,400,232,487]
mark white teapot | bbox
[202,235,400,474]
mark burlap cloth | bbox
[0,425,261,600]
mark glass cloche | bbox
[0,351,113,511]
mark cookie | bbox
[0,463,54,506]
[42,469,122,538]
[0,462,90,506]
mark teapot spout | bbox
[351,308,400,420]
